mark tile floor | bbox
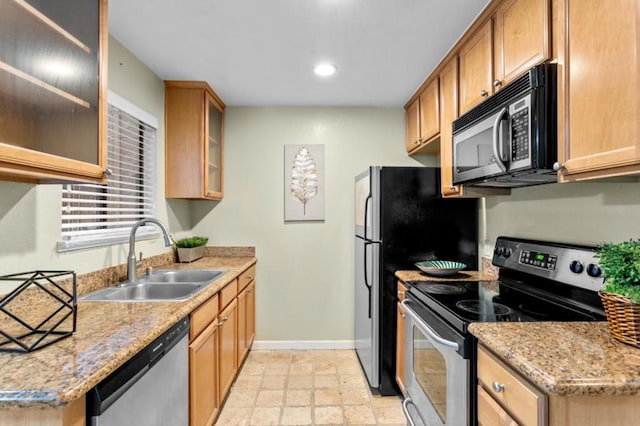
[214,349,408,425]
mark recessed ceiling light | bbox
[314,63,337,77]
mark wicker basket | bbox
[599,291,640,348]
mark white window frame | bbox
[58,91,159,252]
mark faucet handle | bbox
[137,252,143,268]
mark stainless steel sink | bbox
[141,269,225,284]
[80,269,227,302]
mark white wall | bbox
[482,179,640,256]
[0,36,191,279]
[191,107,436,344]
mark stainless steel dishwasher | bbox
[86,317,189,426]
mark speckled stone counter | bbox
[0,253,256,409]
[395,269,497,283]
[469,322,640,396]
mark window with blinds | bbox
[58,93,158,252]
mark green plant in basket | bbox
[174,236,209,248]
[597,239,640,302]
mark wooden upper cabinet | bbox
[406,79,440,154]
[494,0,550,88]
[165,81,225,200]
[458,20,494,115]
[439,59,463,197]
[0,0,107,183]
[556,0,640,182]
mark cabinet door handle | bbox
[218,322,224,328]
[493,79,502,88]
[103,168,113,177]
[553,162,564,171]
[480,89,488,97]
[413,139,420,145]
[492,381,505,393]
[248,288,253,293]
[223,316,229,322]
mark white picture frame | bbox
[284,144,325,221]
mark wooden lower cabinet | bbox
[218,299,238,403]
[477,344,640,426]
[237,280,256,365]
[189,321,219,426]
[395,281,407,395]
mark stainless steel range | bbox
[400,237,606,426]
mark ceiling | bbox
[108,0,490,107]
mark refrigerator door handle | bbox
[363,240,372,319]
[363,194,371,241]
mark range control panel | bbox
[492,237,604,292]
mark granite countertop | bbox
[395,269,497,283]
[0,254,256,409]
[469,322,640,397]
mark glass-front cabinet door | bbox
[0,0,107,183]
[206,94,223,198]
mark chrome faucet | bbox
[127,218,173,282]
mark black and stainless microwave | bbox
[452,63,557,188]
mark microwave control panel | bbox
[511,108,529,161]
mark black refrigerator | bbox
[354,166,477,395]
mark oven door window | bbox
[413,326,448,422]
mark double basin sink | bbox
[80,269,227,302]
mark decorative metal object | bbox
[0,271,77,353]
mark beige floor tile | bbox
[289,362,313,375]
[314,405,344,424]
[263,362,290,376]
[314,375,339,389]
[241,362,266,376]
[249,407,281,425]
[214,406,252,426]
[341,388,372,405]
[225,388,259,408]
[261,375,287,389]
[314,388,342,405]
[288,375,313,389]
[233,375,263,389]
[248,351,274,363]
[371,396,403,406]
[291,350,315,362]
[255,390,285,407]
[337,361,362,374]
[312,350,339,362]
[285,389,312,406]
[267,351,293,362]
[339,374,367,388]
[314,362,338,375]
[344,405,377,424]
[373,404,408,424]
[280,406,312,425]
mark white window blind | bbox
[58,93,158,252]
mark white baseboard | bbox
[251,340,355,350]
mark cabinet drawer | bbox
[190,294,219,340]
[478,385,518,426]
[219,279,238,310]
[477,346,547,426]
[238,265,255,291]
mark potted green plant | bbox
[175,236,209,263]
[596,239,640,347]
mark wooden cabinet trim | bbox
[219,279,238,310]
[238,265,255,292]
[477,385,519,426]
[189,320,219,426]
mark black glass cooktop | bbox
[406,279,604,333]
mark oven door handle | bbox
[401,299,460,351]
[492,107,508,172]
[402,397,426,426]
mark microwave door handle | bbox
[492,107,508,172]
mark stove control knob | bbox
[587,263,602,278]
[569,261,584,274]
[494,246,504,256]
[503,248,512,258]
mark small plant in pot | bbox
[175,236,209,263]
[596,239,640,348]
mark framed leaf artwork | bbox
[284,144,325,221]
